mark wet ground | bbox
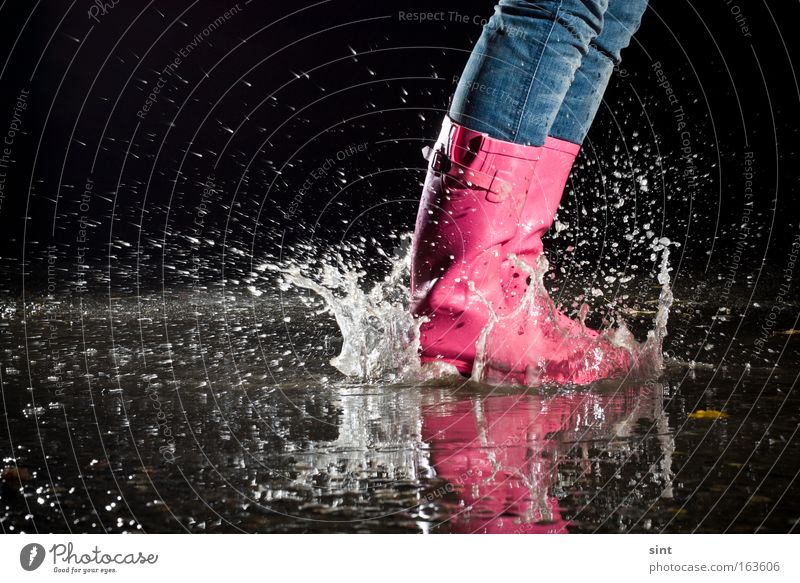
[1,282,799,534]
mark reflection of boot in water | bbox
[421,384,672,533]
[422,395,569,534]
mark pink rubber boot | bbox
[502,138,578,321]
[410,117,634,384]
[410,116,539,373]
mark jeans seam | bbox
[591,39,620,67]
[510,0,564,143]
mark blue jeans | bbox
[449,0,649,146]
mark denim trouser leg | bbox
[449,0,608,146]
[549,0,649,144]
[448,0,647,147]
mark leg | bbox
[449,0,609,146]
[501,0,650,325]
[549,0,649,145]
[410,1,649,384]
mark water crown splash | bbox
[276,235,673,386]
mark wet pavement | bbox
[1,286,799,534]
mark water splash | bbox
[638,237,674,375]
[274,235,673,386]
[278,236,428,381]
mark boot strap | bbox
[422,146,512,203]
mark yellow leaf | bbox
[775,329,800,335]
[688,409,728,420]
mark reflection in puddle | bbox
[421,384,673,533]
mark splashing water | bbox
[639,238,674,375]
[277,237,425,381]
[275,235,673,386]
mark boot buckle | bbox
[423,145,451,174]
[485,176,511,203]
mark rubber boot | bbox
[410,117,634,384]
[410,116,550,373]
[500,132,591,335]
[502,138,577,313]
[477,140,635,385]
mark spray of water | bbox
[275,236,429,382]
[275,235,673,386]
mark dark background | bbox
[0,0,797,298]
